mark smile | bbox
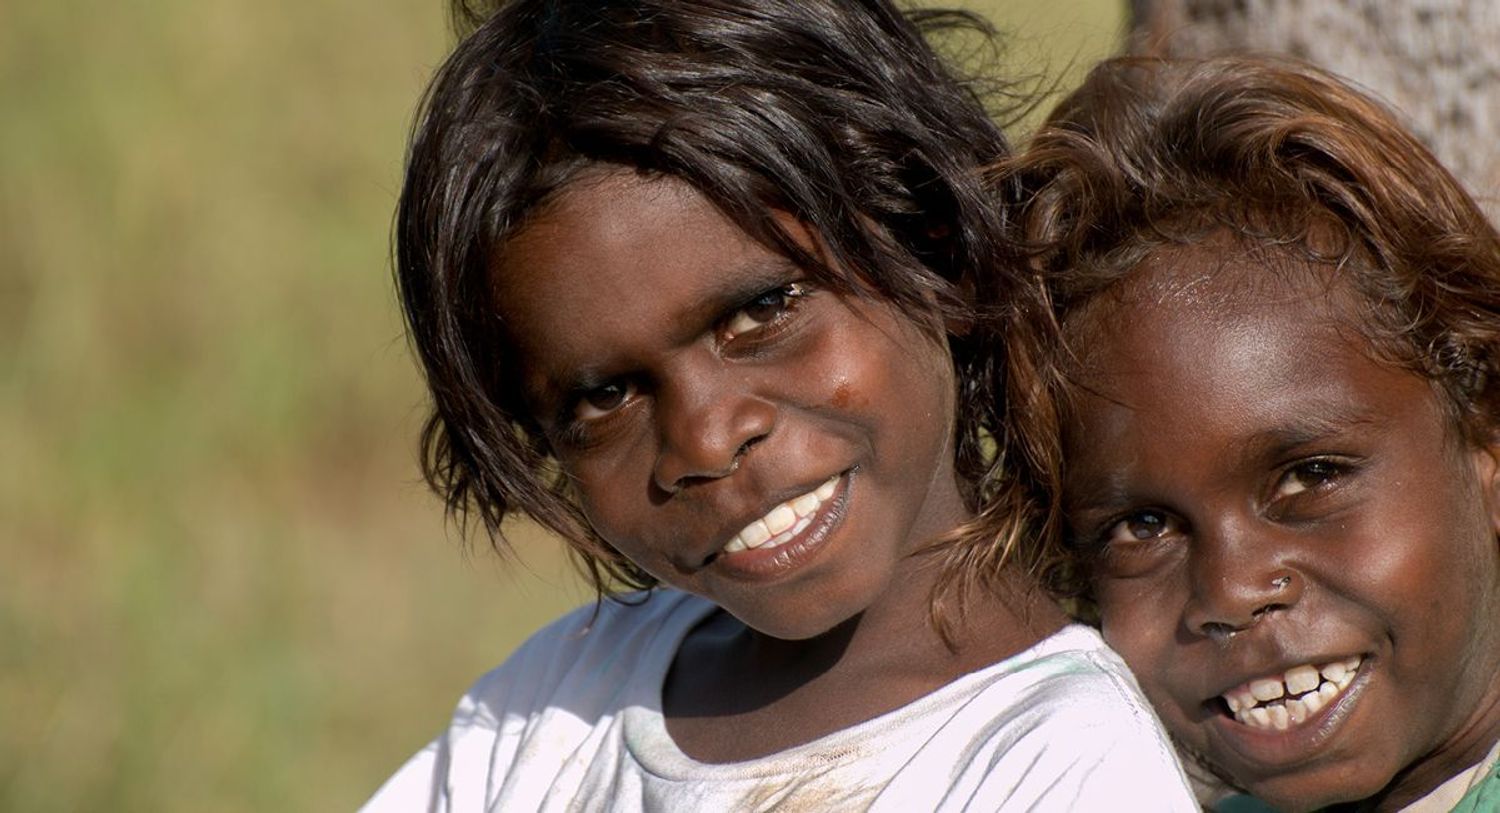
[721,475,840,555]
[1221,657,1363,731]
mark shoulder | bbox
[460,589,705,712]
[944,625,1199,809]
[982,625,1182,755]
[1000,625,1170,722]
[360,590,714,812]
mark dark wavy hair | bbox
[994,55,1500,601]
[396,0,1044,621]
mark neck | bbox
[753,548,1064,670]
[661,558,1067,762]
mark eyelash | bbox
[1264,456,1356,521]
[1094,509,1181,553]
[1270,457,1348,498]
[554,379,641,449]
[719,282,812,348]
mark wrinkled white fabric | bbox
[363,590,1195,812]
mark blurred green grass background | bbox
[0,1,1121,809]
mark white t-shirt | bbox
[364,591,1195,811]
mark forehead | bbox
[489,170,797,392]
[1061,240,1436,445]
[1069,240,1354,373]
[496,169,744,313]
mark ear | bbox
[1477,436,1500,541]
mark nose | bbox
[650,367,775,493]
[1181,519,1303,642]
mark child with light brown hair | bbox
[1002,55,1500,811]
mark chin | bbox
[1229,761,1392,812]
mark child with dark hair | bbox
[1003,55,1500,811]
[362,1,1195,809]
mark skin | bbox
[1063,244,1500,811]
[493,168,1062,762]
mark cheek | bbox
[1351,490,1492,622]
[1096,583,1210,748]
[806,318,953,432]
[1097,578,1179,668]
[562,440,658,548]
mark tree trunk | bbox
[1129,0,1500,221]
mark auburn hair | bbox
[993,55,1500,599]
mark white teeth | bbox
[1250,678,1285,702]
[741,520,771,548]
[1286,698,1308,725]
[1320,660,1347,683]
[721,476,839,556]
[815,478,837,500]
[1224,656,1365,732]
[1285,665,1320,695]
[1332,656,1360,690]
[764,505,797,536]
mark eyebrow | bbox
[531,255,808,402]
[1063,402,1386,519]
[1231,403,1385,467]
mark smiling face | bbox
[1062,244,1500,810]
[491,169,968,641]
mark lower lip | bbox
[1208,659,1372,769]
[713,473,851,581]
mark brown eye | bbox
[1272,460,1344,500]
[723,283,807,341]
[1105,511,1176,545]
[575,381,635,421]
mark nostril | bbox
[1199,600,1288,643]
[736,435,763,458]
[1202,622,1241,643]
[1251,600,1288,620]
[719,436,762,476]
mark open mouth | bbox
[720,475,840,556]
[1219,656,1364,731]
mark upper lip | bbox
[686,472,845,568]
